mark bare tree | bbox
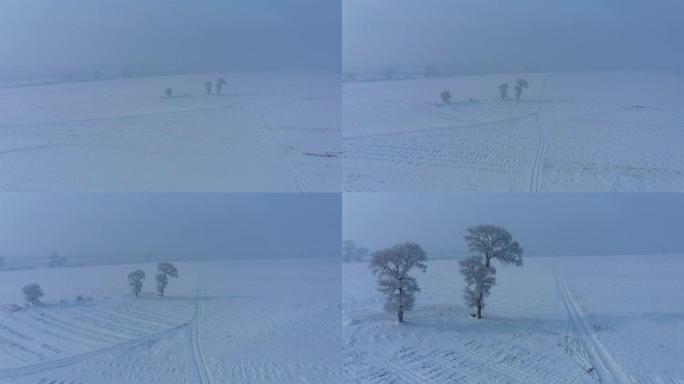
[441,90,453,104]
[48,252,67,268]
[342,240,357,262]
[156,262,178,297]
[22,283,44,305]
[128,270,146,297]
[514,79,529,101]
[424,66,438,78]
[459,256,496,319]
[464,225,523,268]
[384,68,395,81]
[164,88,173,98]
[205,81,213,95]
[343,72,357,82]
[369,242,427,323]
[355,246,370,262]
[498,83,509,100]
[216,78,227,94]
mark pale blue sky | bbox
[344,193,684,257]
[0,0,341,72]
[344,0,684,73]
[0,193,341,260]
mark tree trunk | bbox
[398,310,404,323]
[485,253,491,268]
[476,303,482,319]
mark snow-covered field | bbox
[343,71,684,192]
[343,255,684,383]
[0,258,340,383]
[0,71,340,192]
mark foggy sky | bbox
[343,193,684,257]
[0,193,340,260]
[0,0,341,72]
[343,0,684,73]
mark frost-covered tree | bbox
[128,270,146,297]
[424,66,438,78]
[459,256,496,319]
[355,246,370,262]
[384,68,395,81]
[216,78,227,94]
[498,83,509,100]
[370,242,427,323]
[342,240,357,262]
[48,252,67,268]
[164,88,173,98]
[22,283,44,305]
[464,225,523,268]
[343,240,371,262]
[205,81,213,95]
[344,72,357,82]
[156,262,178,297]
[514,79,529,101]
[441,90,453,104]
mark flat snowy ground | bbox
[343,255,684,384]
[343,71,684,192]
[0,258,340,384]
[0,71,340,192]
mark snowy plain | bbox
[0,71,340,192]
[343,254,684,384]
[0,258,340,384]
[343,71,684,192]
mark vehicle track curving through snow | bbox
[529,78,548,192]
[191,283,215,384]
[0,282,204,381]
[554,269,633,384]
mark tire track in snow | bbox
[263,124,309,192]
[0,143,60,156]
[0,316,195,380]
[0,102,241,130]
[0,287,202,380]
[529,78,548,192]
[379,341,551,384]
[554,269,633,384]
[191,284,215,384]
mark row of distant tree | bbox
[0,252,67,271]
[164,78,227,98]
[364,224,523,323]
[439,78,530,105]
[18,263,180,306]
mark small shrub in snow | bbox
[22,283,44,305]
[384,68,395,81]
[164,88,174,98]
[370,242,427,323]
[441,90,453,104]
[1,304,23,313]
[48,251,67,268]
